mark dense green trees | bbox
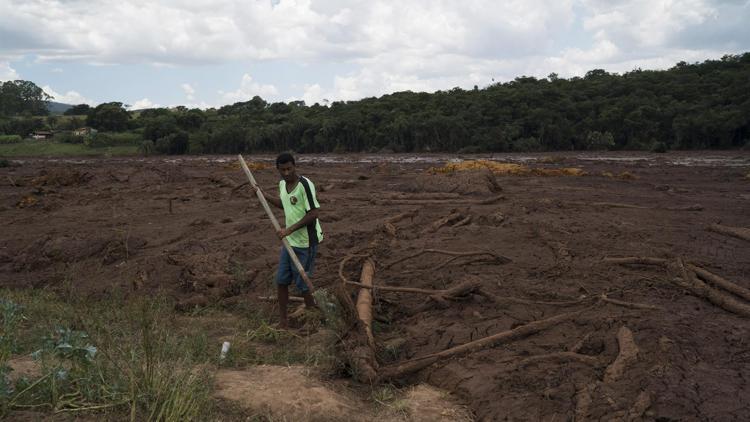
[1,54,749,154]
[0,80,51,116]
[86,102,130,132]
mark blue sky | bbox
[1,0,748,109]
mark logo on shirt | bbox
[290,195,298,205]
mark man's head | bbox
[276,152,297,183]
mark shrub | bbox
[155,131,189,155]
[53,132,84,144]
[0,135,22,145]
[139,140,155,156]
[650,141,668,153]
[511,137,542,152]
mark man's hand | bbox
[277,228,290,239]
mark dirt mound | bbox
[214,366,359,421]
[396,170,502,195]
[400,385,472,422]
[11,235,147,271]
[31,169,92,187]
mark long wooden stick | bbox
[238,154,314,292]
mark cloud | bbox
[42,85,94,105]
[221,73,278,103]
[0,61,20,81]
[181,83,195,101]
[129,98,159,110]
[0,1,748,105]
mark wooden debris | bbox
[385,248,511,270]
[625,391,652,421]
[687,264,750,302]
[574,383,593,422]
[708,223,750,242]
[380,308,588,380]
[429,211,464,232]
[603,327,639,383]
[607,256,750,318]
[357,258,377,350]
[511,352,601,370]
[600,294,661,311]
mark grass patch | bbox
[0,289,214,420]
[0,140,138,157]
[0,287,346,420]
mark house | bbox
[73,127,97,136]
[31,131,54,140]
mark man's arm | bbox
[254,186,283,210]
[279,208,319,238]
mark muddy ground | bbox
[1,152,749,421]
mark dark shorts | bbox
[275,243,317,293]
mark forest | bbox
[1,53,748,154]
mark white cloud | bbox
[129,98,159,110]
[42,85,94,105]
[181,83,195,101]
[0,1,748,105]
[0,61,20,81]
[221,73,278,103]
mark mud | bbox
[2,151,750,420]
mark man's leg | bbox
[275,247,293,329]
[297,244,318,309]
[277,283,289,329]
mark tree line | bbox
[1,53,748,154]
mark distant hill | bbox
[47,101,73,115]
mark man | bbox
[254,152,323,329]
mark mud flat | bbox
[1,151,749,420]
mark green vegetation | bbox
[0,288,341,420]
[0,135,21,144]
[2,53,749,155]
[0,140,138,157]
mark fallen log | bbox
[357,259,377,350]
[687,264,750,302]
[428,211,464,232]
[511,351,601,370]
[600,294,661,311]
[385,248,511,270]
[607,256,750,318]
[603,326,639,383]
[708,223,750,242]
[675,259,750,318]
[379,308,588,380]
[375,195,503,206]
[386,208,419,224]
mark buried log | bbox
[675,259,750,318]
[511,351,601,370]
[385,248,511,270]
[606,256,750,317]
[428,211,464,232]
[344,277,482,303]
[687,264,750,302]
[708,223,750,242]
[379,307,589,380]
[357,258,377,350]
[603,326,639,383]
[375,195,503,206]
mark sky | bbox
[0,0,748,109]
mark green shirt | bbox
[279,176,324,248]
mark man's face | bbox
[277,161,297,183]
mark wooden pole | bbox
[238,154,314,292]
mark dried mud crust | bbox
[1,152,750,420]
